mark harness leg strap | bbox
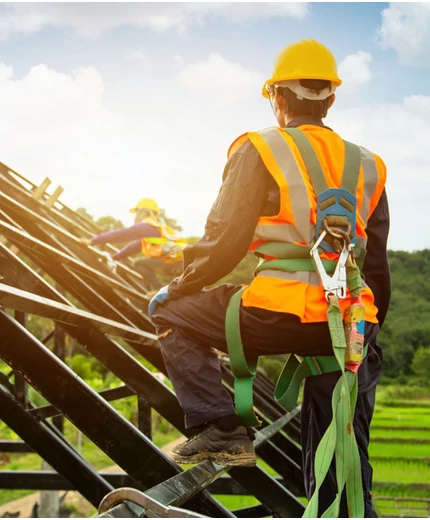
[225,287,261,427]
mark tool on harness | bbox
[225,128,367,517]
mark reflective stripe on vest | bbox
[248,127,378,252]
[140,216,186,261]
[257,267,372,292]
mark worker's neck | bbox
[284,115,325,128]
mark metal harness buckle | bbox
[310,227,350,301]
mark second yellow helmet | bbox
[129,198,160,214]
[262,39,342,98]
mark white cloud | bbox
[177,53,264,101]
[378,2,430,67]
[338,51,372,92]
[0,55,428,253]
[0,62,122,134]
[0,61,128,218]
[327,96,430,251]
[0,3,309,39]
[125,49,148,63]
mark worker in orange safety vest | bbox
[148,40,390,517]
[80,198,187,290]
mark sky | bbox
[0,2,429,252]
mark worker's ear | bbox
[328,94,335,109]
[274,89,287,113]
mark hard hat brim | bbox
[262,75,342,98]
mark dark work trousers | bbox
[151,284,383,518]
[134,258,182,290]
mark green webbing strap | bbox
[273,344,368,415]
[284,128,329,196]
[225,286,261,427]
[255,258,336,276]
[285,129,362,201]
[355,247,366,271]
[254,241,315,259]
[255,240,366,272]
[341,140,362,194]
[303,295,364,518]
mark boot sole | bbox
[171,450,257,467]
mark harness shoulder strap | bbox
[341,140,362,194]
[284,128,329,195]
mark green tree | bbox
[411,347,430,385]
[95,215,124,232]
[159,208,183,232]
[76,207,94,222]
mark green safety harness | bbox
[225,128,368,518]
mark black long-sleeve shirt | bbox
[169,117,391,327]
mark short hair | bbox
[277,79,333,119]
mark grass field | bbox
[371,428,430,439]
[369,393,430,506]
[372,458,430,483]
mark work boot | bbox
[171,425,256,467]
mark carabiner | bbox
[310,230,350,300]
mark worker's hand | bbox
[79,238,92,246]
[148,286,170,317]
[99,251,117,274]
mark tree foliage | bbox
[411,347,430,385]
[378,249,430,379]
[159,208,183,232]
[76,207,182,233]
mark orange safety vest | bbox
[227,125,387,323]
[140,216,187,264]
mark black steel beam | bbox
[0,191,150,305]
[0,441,35,453]
[0,283,156,346]
[0,471,133,490]
[0,311,230,518]
[232,505,271,518]
[13,311,29,408]
[207,475,297,495]
[0,208,310,511]
[137,396,152,439]
[28,385,135,420]
[0,245,187,433]
[0,168,146,287]
[1,256,308,512]
[0,384,113,507]
[0,216,150,327]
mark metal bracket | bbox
[98,488,209,518]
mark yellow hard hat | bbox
[262,39,342,98]
[129,198,160,214]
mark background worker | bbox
[80,198,186,290]
[148,39,390,517]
